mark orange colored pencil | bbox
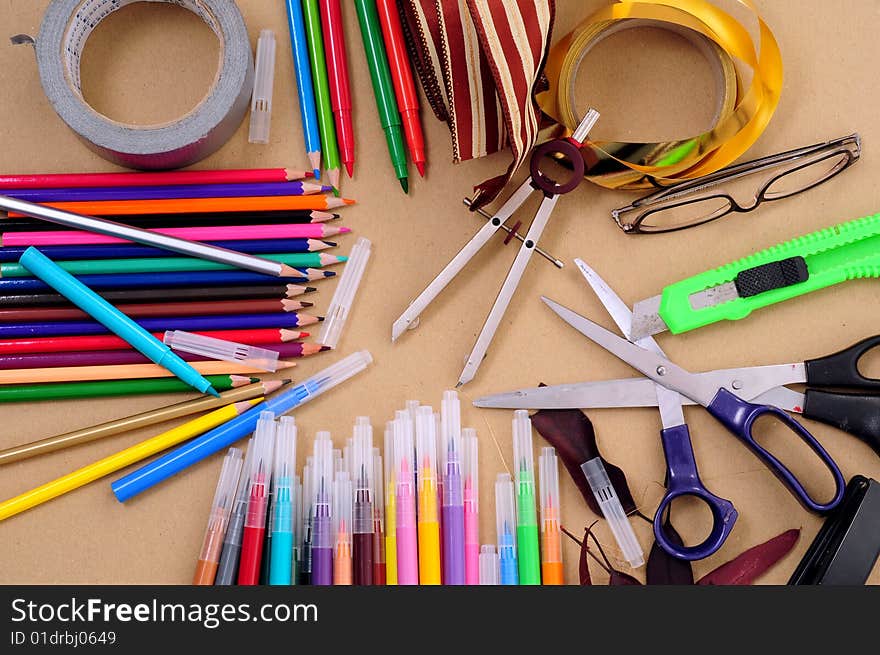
[10,195,355,217]
[0,360,296,385]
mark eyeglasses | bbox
[611,134,861,234]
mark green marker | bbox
[512,410,542,585]
[2,253,346,277]
[354,0,409,193]
[302,0,341,190]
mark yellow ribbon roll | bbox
[538,0,782,190]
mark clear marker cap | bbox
[318,237,371,349]
[164,330,280,372]
[272,417,297,494]
[582,457,645,568]
[372,448,384,523]
[479,545,500,585]
[461,428,479,512]
[495,473,517,554]
[332,471,353,554]
[296,351,373,403]
[248,29,277,144]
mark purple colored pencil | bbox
[0,312,321,339]
[2,181,333,203]
[0,342,324,369]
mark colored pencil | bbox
[7,195,354,217]
[376,0,427,176]
[284,0,323,177]
[319,0,355,178]
[0,374,258,404]
[0,380,282,466]
[0,360,295,385]
[302,0,341,190]
[0,312,322,339]
[0,168,312,189]
[0,239,335,262]
[2,253,346,278]
[4,181,332,204]
[0,400,263,522]
[0,210,337,231]
[0,196,301,280]
[354,0,409,192]
[0,343,327,370]
[0,329,308,356]
[0,299,313,323]
[0,284,316,307]
[0,269,335,293]
[3,224,349,247]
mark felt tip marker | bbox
[194,448,245,585]
[269,417,298,585]
[237,412,277,585]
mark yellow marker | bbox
[385,457,398,585]
[0,400,262,522]
[415,407,441,585]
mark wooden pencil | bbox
[0,299,313,323]
[0,360,296,385]
[0,210,338,231]
[0,167,313,189]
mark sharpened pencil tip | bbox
[323,271,336,277]
[399,177,409,193]
[313,169,321,179]
[343,198,356,205]
[319,345,331,352]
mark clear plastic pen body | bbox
[352,417,374,585]
[582,457,645,568]
[440,390,465,584]
[496,473,519,585]
[214,442,255,585]
[393,411,418,585]
[384,423,398,585]
[333,471,353,585]
[237,412,277,585]
[299,458,313,584]
[512,411,541,585]
[311,432,334,585]
[269,417,297,585]
[194,447,244,585]
[372,448,386,585]
[416,406,441,585]
[462,429,480,585]
[539,447,564,585]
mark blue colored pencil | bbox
[2,182,332,204]
[0,239,335,262]
[284,0,323,177]
[0,312,322,338]
[0,269,335,293]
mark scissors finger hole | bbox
[855,343,880,382]
[750,414,840,505]
[663,495,718,548]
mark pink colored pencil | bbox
[0,168,313,189]
[1,224,350,247]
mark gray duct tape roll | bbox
[33,0,254,170]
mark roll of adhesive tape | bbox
[32,0,254,170]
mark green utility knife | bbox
[629,213,880,339]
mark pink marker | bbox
[393,411,419,585]
[2,224,350,247]
[462,428,480,585]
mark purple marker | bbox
[311,432,334,586]
[441,391,466,584]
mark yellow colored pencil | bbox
[0,400,262,522]
[0,360,295,385]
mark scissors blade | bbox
[473,377,808,412]
[391,177,535,341]
[574,259,686,427]
[541,296,717,407]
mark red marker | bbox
[319,0,356,178]
[375,0,426,176]
[237,412,277,585]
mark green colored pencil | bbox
[0,374,260,403]
[302,0,341,191]
[354,0,409,193]
[5,253,347,277]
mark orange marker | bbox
[539,447,564,584]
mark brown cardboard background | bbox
[0,0,878,584]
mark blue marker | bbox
[18,247,219,396]
[284,0,323,177]
[495,473,520,585]
[111,351,373,502]
[269,417,298,585]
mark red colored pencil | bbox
[0,298,314,323]
[0,342,329,369]
[319,0,356,177]
[0,167,313,190]
[376,0,427,176]
[0,329,309,356]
